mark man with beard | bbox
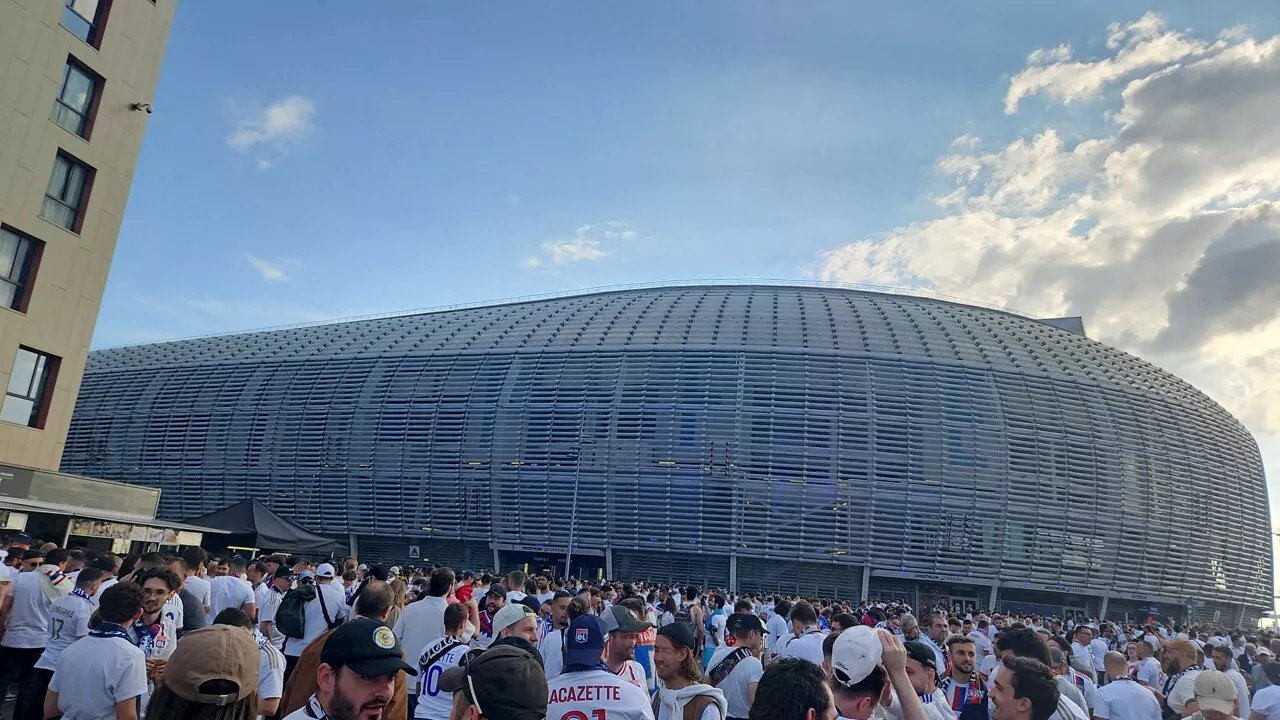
[471,586,506,650]
[652,622,728,720]
[1209,645,1250,720]
[283,618,418,720]
[604,605,652,690]
[1151,639,1202,719]
[895,640,959,720]
[128,567,182,716]
[988,657,1058,720]
[942,636,988,720]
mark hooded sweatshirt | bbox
[655,684,728,720]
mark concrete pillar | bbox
[1099,594,1110,621]
[492,548,501,573]
[1234,604,1247,628]
[606,547,614,580]
[861,565,871,602]
[729,555,738,594]
[988,585,999,611]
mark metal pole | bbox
[566,444,582,580]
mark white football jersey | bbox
[415,635,469,720]
[548,668,655,720]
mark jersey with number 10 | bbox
[415,635,468,720]
[548,668,656,720]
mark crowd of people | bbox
[0,532,1276,720]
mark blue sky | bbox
[98,0,1276,345]
[96,1,1280,595]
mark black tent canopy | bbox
[182,498,339,557]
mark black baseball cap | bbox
[439,644,548,720]
[903,640,937,672]
[272,567,294,581]
[727,613,765,634]
[320,619,418,677]
[657,622,698,650]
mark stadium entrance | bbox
[498,549,606,581]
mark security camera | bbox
[130,103,153,114]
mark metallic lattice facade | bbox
[61,285,1271,608]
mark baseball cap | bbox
[903,640,937,672]
[1260,647,1275,659]
[321,619,417,677]
[565,615,607,666]
[1194,670,1237,715]
[389,566,402,576]
[6,532,31,548]
[316,563,337,578]
[602,605,652,634]
[492,603,537,635]
[159,625,257,705]
[726,613,765,634]
[832,626,883,687]
[657,622,698,651]
[1049,647,1068,668]
[299,570,316,580]
[438,644,547,720]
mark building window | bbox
[0,227,42,312]
[41,152,94,232]
[1,348,58,429]
[61,0,109,48]
[52,60,101,138]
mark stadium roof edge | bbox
[93,278,1053,352]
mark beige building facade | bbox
[0,0,175,470]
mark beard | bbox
[328,691,388,720]
[1162,660,1180,676]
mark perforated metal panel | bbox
[62,285,1272,606]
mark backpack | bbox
[277,583,339,640]
[651,694,719,720]
[276,585,316,639]
[675,604,695,627]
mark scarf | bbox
[566,662,610,673]
[1163,667,1196,696]
[38,564,73,601]
[132,619,163,656]
[89,621,132,642]
[70,586,93,603]
[306,694,329,719]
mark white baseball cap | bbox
[832,625,882,686]
[492,603,537,635]
[316,563,337,578]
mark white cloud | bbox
[245,253,298,282]
[227,96,315,169]
[820,14,1280,510]
[1004,12,1214,113]
[522,222,635,270]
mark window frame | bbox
[60,0,112,50]
[1,347,59,430]
[41,150,96,234]
[51,57,103,140]
[0,226,45,314]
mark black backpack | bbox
[277,584,339,641]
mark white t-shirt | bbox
[536,591,555,605]
[613,659,648,690]
[127,617,179,716]
[1252,684,1280,720]
[257,632,285,702]
[254,581,271,612]
[766,614,790,654]
[258,588,287,648]
[506,591,528,605]
[1070,642,1094,673]
[281,583,348,658]
[208,575,256,624]
[50,635,148,720]
[707,645,763,718]
[1226,668,1251,719]
[1166,670,1201,716]
[2,570,54,648]
[884,688,957,720]
[1094,678,1161,720]
[779,629,827,667]
[548,668,656,720]
[35,591,96,670]
[393,595,448,692]
[710,613,727,648]
[541,625,566,680]
[415,635,469,720]
[655,688,723,720]
[91,577,119,603]
[184,575,212,612]
[162,593,184,628]
[968,630,993,658]
[1137,656,1162,687]
[1089,639,1109,671]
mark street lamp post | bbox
[565,439,594,580]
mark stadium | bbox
[61,283,1271,623]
